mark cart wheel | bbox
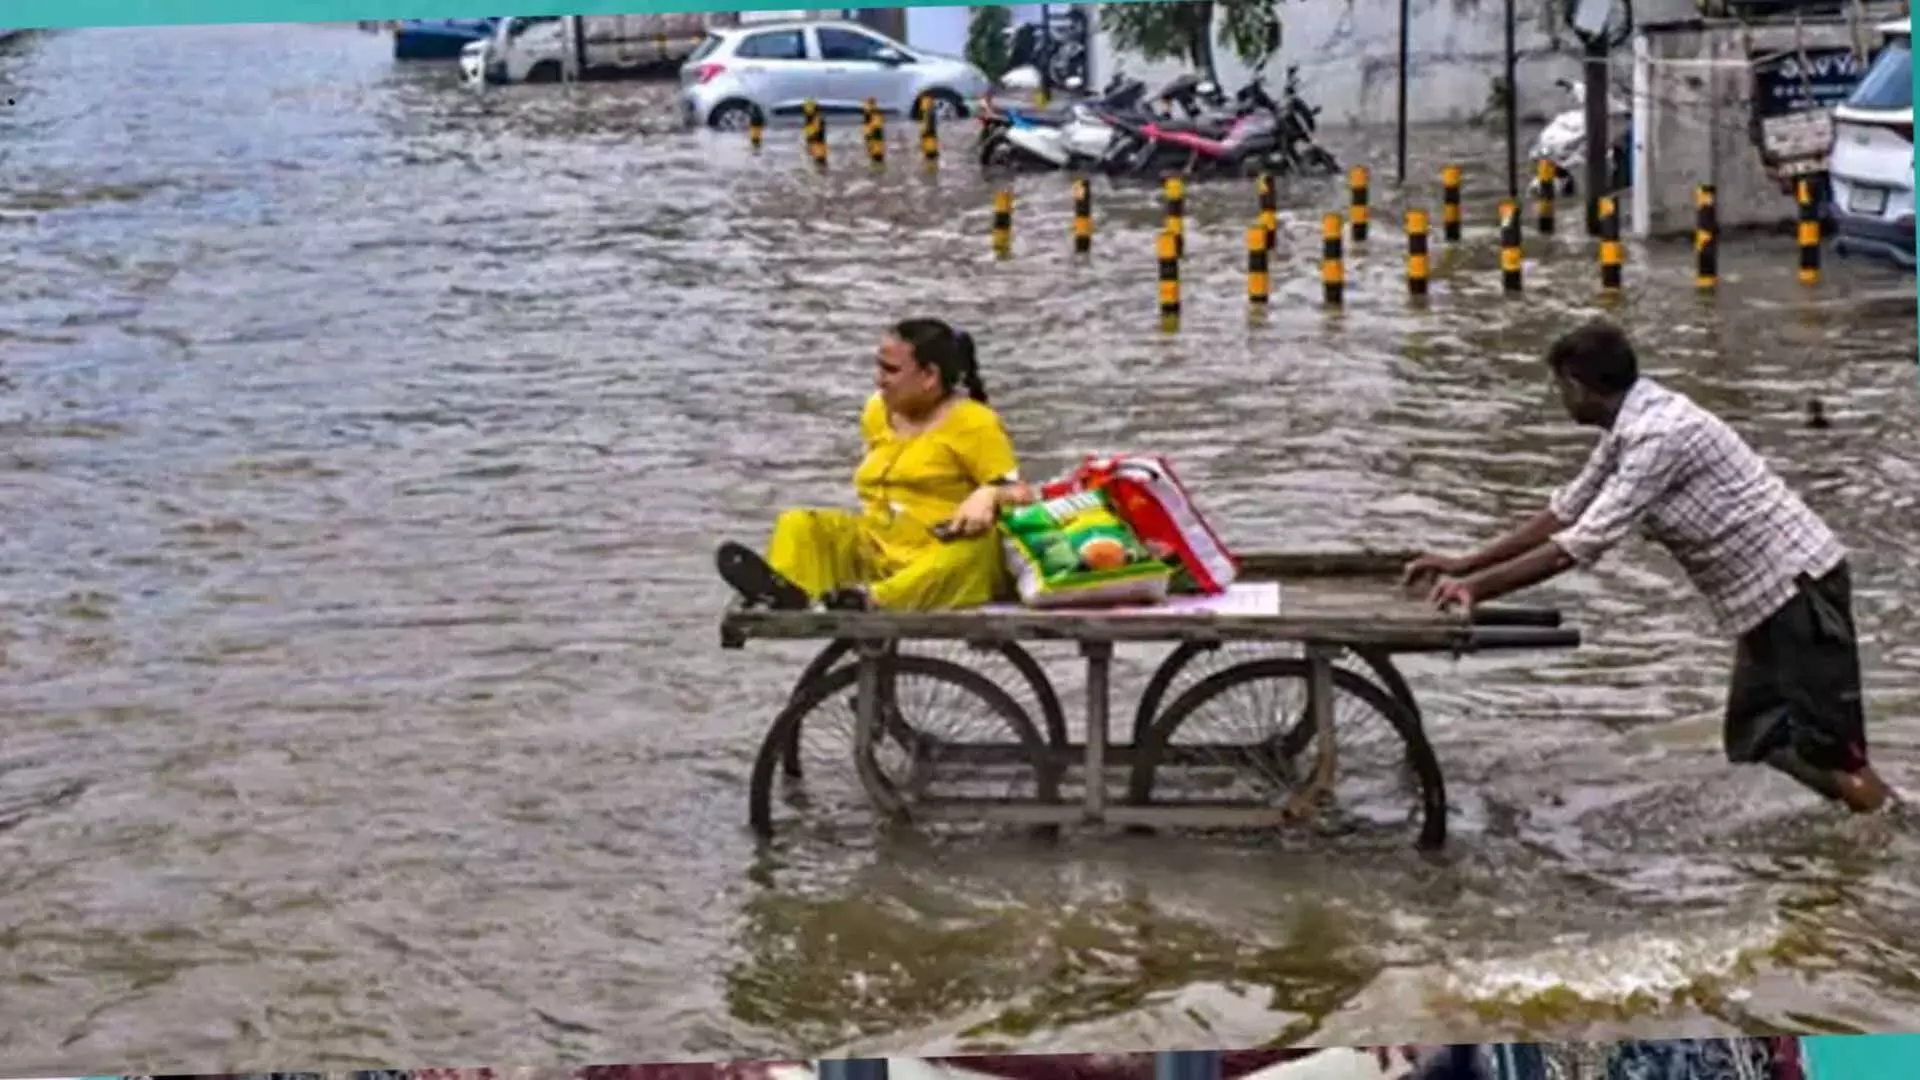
[1126,657,1448,850]
[749,654,1060,840]
[1133,642,1423,746]
[1271,648,1421,760]
[784,639,1067,759]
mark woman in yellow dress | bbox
[716,318,1036,612]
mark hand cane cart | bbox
[721,551,1582,851]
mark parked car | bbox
[1827,17,1914,269]
[678,19,989,131]
[471,13,714,85]
[392,17,498,62]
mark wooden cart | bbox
[720,551,1582,851]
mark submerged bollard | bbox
[1321,212,1345,308]
[1695,183,1718,291]
[1348,164,1371,243]
[1406,208,1431,300]
[991,189,1013,258]
[1256,171,1278,254]
[802,99,827,167]
[862,97,885,166]
[1158,229,1181,331]
[1535,158,1557,236]
[1071,176,1093,256]
[1440,164,1463,243]
[748,114,763,152]
[1499,200,1523,295]
[1797,179,1822,286]
[1247,222,1271,313]
[1162,176,1186,259]
[1598,196,1623,293]
[918,93,940,166]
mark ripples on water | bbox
[0,22,1917,1072]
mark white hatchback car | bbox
[1827,17,1914,269]
[678,20,989,130]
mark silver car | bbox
[679,20,989,130]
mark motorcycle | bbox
[979,73,1209,171]
[1273,64,1340,176]
[1527,76,1634,197]
[1097,55,1327,180]
[1098,75,1285,179]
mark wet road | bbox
[2,22,1918,1073]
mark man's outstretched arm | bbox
[1463,430,1685,606]
[1451,508,1570,579]
[1459,538,1578,605]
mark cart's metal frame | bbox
[723,551,1582,850]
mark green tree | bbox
[967,6,1014,81]
[1098,0,1282,87]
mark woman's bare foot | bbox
[1836,765,1892,814]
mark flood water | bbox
[2,22,1918,1073]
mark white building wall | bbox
[1087,0,1596,128]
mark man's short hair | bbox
[1545,320,1639,394]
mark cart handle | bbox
[1468,604,1563,629]
[1462,626,1582,651]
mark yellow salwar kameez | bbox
[766,394,1019,611]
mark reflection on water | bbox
[1,22,1917,1072]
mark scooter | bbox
[1527,77,1633,197]
[979,74,1146,169]
[982,74,1209,171]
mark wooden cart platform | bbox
[720,551,1582,850]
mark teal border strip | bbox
[6,0,1161,30]
[1805,1033,1920,1078]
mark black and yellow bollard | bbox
[1499,200,1523,295]
[748,115,764,153]
[803,100,827,167]
[1796,179,1821,286]
[1534,159,1557,236]
[1257,172,1278,254]
[1072,176,1093,256]
[1248,222,1271,314]
[1321,213,1345,308]
[918,94,940,166]
[1406,208,1431,300]
[1163,176,1186,259]
[991,190,1013,259]
[1158,230,1181,332]
[863,97,885,167]
[1348,165,1370,243]
[1695,184,1718,292]
[1440,165,1463,244]
[1598,196,1623,293]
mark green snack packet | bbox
[999,491,1172,609]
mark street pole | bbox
[1584,37,1610,235]
[1396,0,1411,185]
[1038,4,1054,100]
[1503,0,1519,198]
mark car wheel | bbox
[708,100,759,131]
[919,89,967,122]
[527,60,563,84]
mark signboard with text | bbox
[1748,44,1869,177]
